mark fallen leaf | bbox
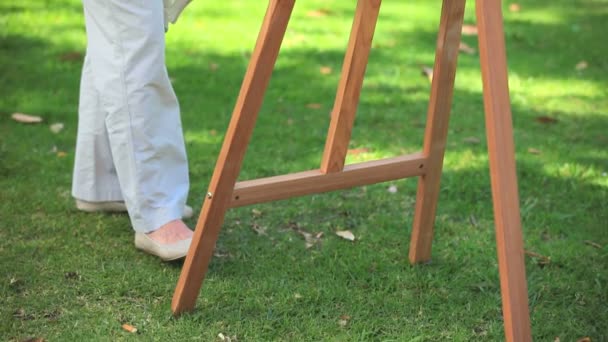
[251,208,263,217]
[335,230,355,241]
[284,34,307,47]
[320,66,332,75]
[57,151,68,158]
[217,333,237,342]
[535,116,558,124]
[462,24,478,36]
[21,338,45,342]
[387,185,398,193]
[209,63,219,71]
[289,222,322,249]
[64,271,81,280]
[459,42,476,55]
[584,240,602,249]
[374,39,397,48]
[306,103,322,109]
[463,136,481,144]
[59,51,83,62]
[13,308,35,320]
[469,214,479,228]
[347,147,370,155]
[509,3,521,12]
[554,337,561,342]
[338,315,351,327]
[421,66,433,82]
[306,9,331,18]
[527,148,541,155]
[576,338,591,342]
[575,60,588,71]
[11,112,43,124]
[524,250,551,266]
[121,323,138,333]
[250,222,267,235]
[286,118,294,125]
[50,123,64,134]
[214,250,232,258]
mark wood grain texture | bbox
[231,153,426,207]
[476,1,532,340]
[171,0,295,315]
[408,0,466,263]
[321,0,382,173]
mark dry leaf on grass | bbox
[59,51,83,62]
[218,333,237,342]
[509,3,521,12]
[338,315,351,327]
[461,24,478,36]
[289,223,322,249]
[57,151,68,158]
[121,323,138,333]
[459,42,476,55]
[576,338,591,342]
[209,63,220,71]
[320,66,332,75]
[583,240,602,249]
[50,123,64,133]
[214,249,232,258]
[251,208,263,217]
[524,250,551,266]
[11,112,43,124]
[420,66,433,82]
[306,9,331,18]
[575,60,588,71]
[527,148,541,155]
[535,116,558,124]
[306,103,322,109]
[250,223,267,235]
[463,136,481,144]
[335,230,355,241]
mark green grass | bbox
[1,0,607,340]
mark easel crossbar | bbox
[231,152,426,207]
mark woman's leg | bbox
[78,0,189,234]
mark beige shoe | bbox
[134,232,191,261]
[75,200,194,219]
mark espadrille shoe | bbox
[134,232,191,261]
[75,200,194,219]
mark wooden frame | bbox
[172,0,532,340]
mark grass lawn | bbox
[1,0,607,340]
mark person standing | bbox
[72,0,195,261]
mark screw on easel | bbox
[206,192,213,199]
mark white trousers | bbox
[72,0,189,233]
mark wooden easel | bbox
[172,0,532,340]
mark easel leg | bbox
[408,0,466,263]
[171,0,295,315]
[321,0,382,173]
[476,2,532,341]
